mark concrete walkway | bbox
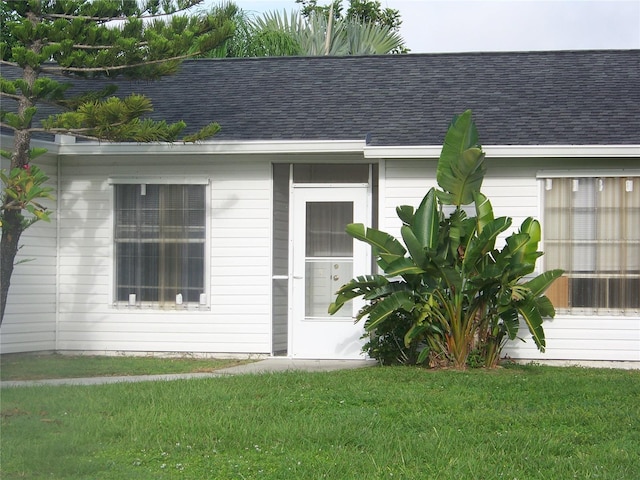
[0,358,377,388]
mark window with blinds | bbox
[543,176,640,313]
[114,184,206,307]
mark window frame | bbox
[538,170,640,315]
[109,177,210,310]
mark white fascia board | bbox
[57,139,366,156]
[486,145,640,158]
[363,146,441,159]
[5,134,639,158]
[364,144,640,159]
[537,169,640,178]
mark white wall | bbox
[381,157,640,362]
[53,154,272,355]
[4,149,638,362]
[502,315,640,361]
[1,152,58,354]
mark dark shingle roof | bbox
[5,50,640,146]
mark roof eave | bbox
[3,135,639,158]
[364,144,640,159]
[55,139,366,156]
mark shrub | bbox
[330,110,562,368]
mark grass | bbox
[0,353,249,381]
[1,364,639,479]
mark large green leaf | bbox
[472,262,504,283]
[346,223,406,256]
[524,269,564,297]
[500,308,520,340]
[436,110,486,206]
[510,217,543,267]
[363,282,412,301]
[463,216,512,272]
[333,275,389,294]
[503,234,538,277]
[517,300,546,352]
[365,291,416,330]
[446,208,470,260]
[411,188,439,251]
[329,275,389,314]
[378,252,405,270]
[534,295,556,318]
[384,257,425,277]
[401,225,427,268]
[396,205,414,225]
[400,189,439,268]
[473,191,494,235]
[438,265,463,293]
[404,323,430,347]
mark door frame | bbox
[288,183,371,358]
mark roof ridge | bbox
[182,49,640,64]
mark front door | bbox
[291,187,369,359]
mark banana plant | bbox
[330,110,563,368]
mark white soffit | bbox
[363,145,640,159]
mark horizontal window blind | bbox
[114,184,206,307]
[543,177,639,313]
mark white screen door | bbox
[291,187,369,359]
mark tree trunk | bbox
[0,128,32,326]
[0,210,24,325]
[0,51,38,326]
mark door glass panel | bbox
[305,202,353,317]
[306,202,353,256]
[306,260,352,317]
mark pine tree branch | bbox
[39,53,200,74]
[42,41,150,50]
[0,123,80,135]
[0,92,22,102]
[42,13,130,22]
[41,1,204,23]
[0,60,20,68]
[26,127,104,141]
[28,126,124,134]
[41,11,185,23]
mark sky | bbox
[210,0,640,53]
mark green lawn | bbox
[1,365,639,479]
[0,353,248,381]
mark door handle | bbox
[333,275,340,281]
[293,275,303,279]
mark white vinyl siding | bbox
[382,159,538,240]
[502,316,639,361]
[53,155,272,355]
[382,157,640,362]
[4,147,638,363]
[0,155,58,354]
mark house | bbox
[1,50,639,362]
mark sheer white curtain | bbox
[114,184,205,307]
[305,202,353,317]
[543,177,640,313]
